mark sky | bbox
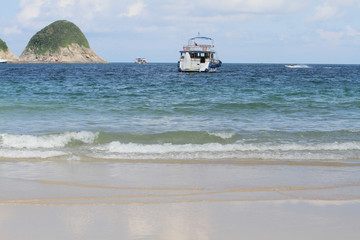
[0,0,360,63]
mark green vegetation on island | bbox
[24,20,90,55]
[0,38,9,52]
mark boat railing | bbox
[182,45,214,52]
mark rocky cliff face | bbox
[19,20,107,63]
[20,43,107,63]
[0,49,19,62]
[0,38,19,62]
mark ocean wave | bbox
[1,130,360,162]
[97,131,238,144]
[207,132,235,139]
[0,131,99,149]
[1,130,360,149]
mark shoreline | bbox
[2,160,360,204]
[1,157,360,167]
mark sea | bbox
[0,63,360,165]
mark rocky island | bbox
[0,38,19,63]
[20,20,107,63]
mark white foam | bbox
[208,132,235,139]
[94,141,360,154]
[0,131,99,149]
[91,141,360,160]
[0,149,67,159]
[93,151,353,161]
[2,134,359,161]
[285,64,311,68]
[67,155,81,161]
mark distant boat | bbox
[285,64,310,68]
[178,35,222,72]
[135,58,147,64]
[0,57,8,64]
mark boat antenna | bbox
[198,32,200,36]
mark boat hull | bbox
[178,36,222,73]
[178,60,221,73]
[178,66,218,73]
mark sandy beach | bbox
[1,160,360,239]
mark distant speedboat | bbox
[135,58,147,64]
[178,35,222,72]
[0,57,8,64]
[285,64,310,68]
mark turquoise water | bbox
[0,63,360,162]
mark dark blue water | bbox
[1,63,360,162]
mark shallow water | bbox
[1,63,360,164]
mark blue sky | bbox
[1,0,360,63]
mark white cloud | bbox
[278,34,287,41]
[126,2,146,17]
[15,0,144,30]
[152,0,309,26]
[308,2,345,21]
[197,0,308,14]
[17,0,47,23]
[134,26,159,33]
[317,29,344,42]
[3,26,22,35]
[301,35,311,42]
[317,26,360,43]
[58,0,73,8]
[326,0,354,7]
[11,0,360,41]
[345,26,360,37]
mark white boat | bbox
[0,57,8,64]
[178,36,222,72]
[285,64,310,68]
[135,57,147,64]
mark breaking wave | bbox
[0,131,99,149]
[90,141,360,161]
[1,130,360,162]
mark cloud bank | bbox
[10,0,359,33]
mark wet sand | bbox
[1,160,360,239]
